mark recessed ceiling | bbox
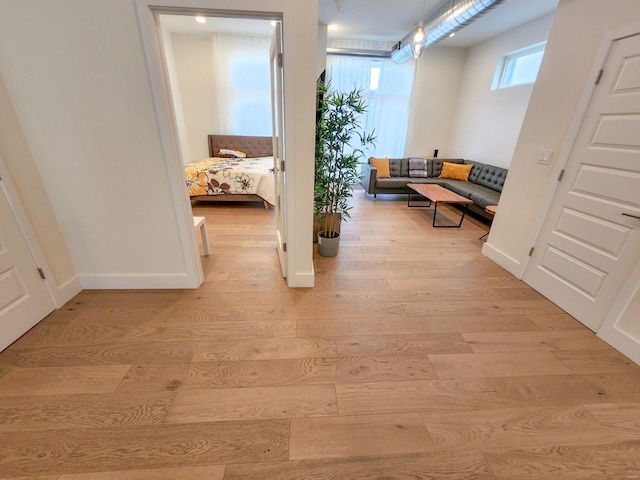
[160,14,275,36]
[318,0,559,47]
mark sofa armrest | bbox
[360,163,377,194]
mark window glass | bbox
[495,42,546,89]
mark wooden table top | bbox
[407,183,473,204]
[485,205,497,215]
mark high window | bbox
[493,42,546,90]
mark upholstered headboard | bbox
[208,135,274,158]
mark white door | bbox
[270,22,287,277]
[598,261,640,365]
[524,33,640,332]
[0,173,55,351]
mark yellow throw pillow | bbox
[370,157,390,178]
[439,162,473,181]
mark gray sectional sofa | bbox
[360,158,507,220]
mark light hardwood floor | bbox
[1,191,639,479]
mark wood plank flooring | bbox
[1,191,639,479]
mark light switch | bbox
[537,149,553,165]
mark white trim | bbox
[80,273,198,290]
[54,276,83,306]
[0,153,69,307]
[286,269,315,288]
[134,1,205,289]
[482,242,525,278]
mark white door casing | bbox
[270,22,287,278]
[524,33,640,333]
[0,163,56,352]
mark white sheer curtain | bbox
[326,40,415,158]
[210,33,272,136]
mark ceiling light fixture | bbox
[413,24,425,43]
[391,0,508,64]
[412,42,423,59]
[194,16,206,24]
[328,24,339,32]
[335,0,344,11]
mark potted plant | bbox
[314,81,375,257]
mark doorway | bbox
[150,8,288,282]
[134,0,317,288]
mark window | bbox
[369,61,381,91]
[327,55,415,158]
[493,42,546,89]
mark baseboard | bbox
[482,242,526,279]
[287,270,315,288]
[80,273,200,290]
[51,275,83,307]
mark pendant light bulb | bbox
[413,25,425,43]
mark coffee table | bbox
[407,184,473,228]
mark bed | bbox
[186,135,275,208]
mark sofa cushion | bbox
[475,165,508,192]
[441,180,501,207]
[431,158,464,177]
[409,158,428,177]
[370,157,390,178]
[469,188,501,208]
[439,162,473,181]
[441,180,474,198]
[464,160,486,183]
[375,177,412,189]
[387,158,408,177]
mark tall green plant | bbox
[315,81,375,239]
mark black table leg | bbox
[433,203,469,228]
[408,192,432,208]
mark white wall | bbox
[484,0,640,276]
[0,75,81,305]
[447,14,555,167]
[161,28,192,165]
[0,0,190,289]
[171,33,217,163]
[0,0,317,289]
[317,24,328,79]
[404,46,467,158]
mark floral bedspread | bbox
[185,156,275,206]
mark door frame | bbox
[134,0,317,288]
[0,153,58,307]
[523,22,640,277]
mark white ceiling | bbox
[160,14,276,36]
[161,0,558,48]
[320,0,559,47]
